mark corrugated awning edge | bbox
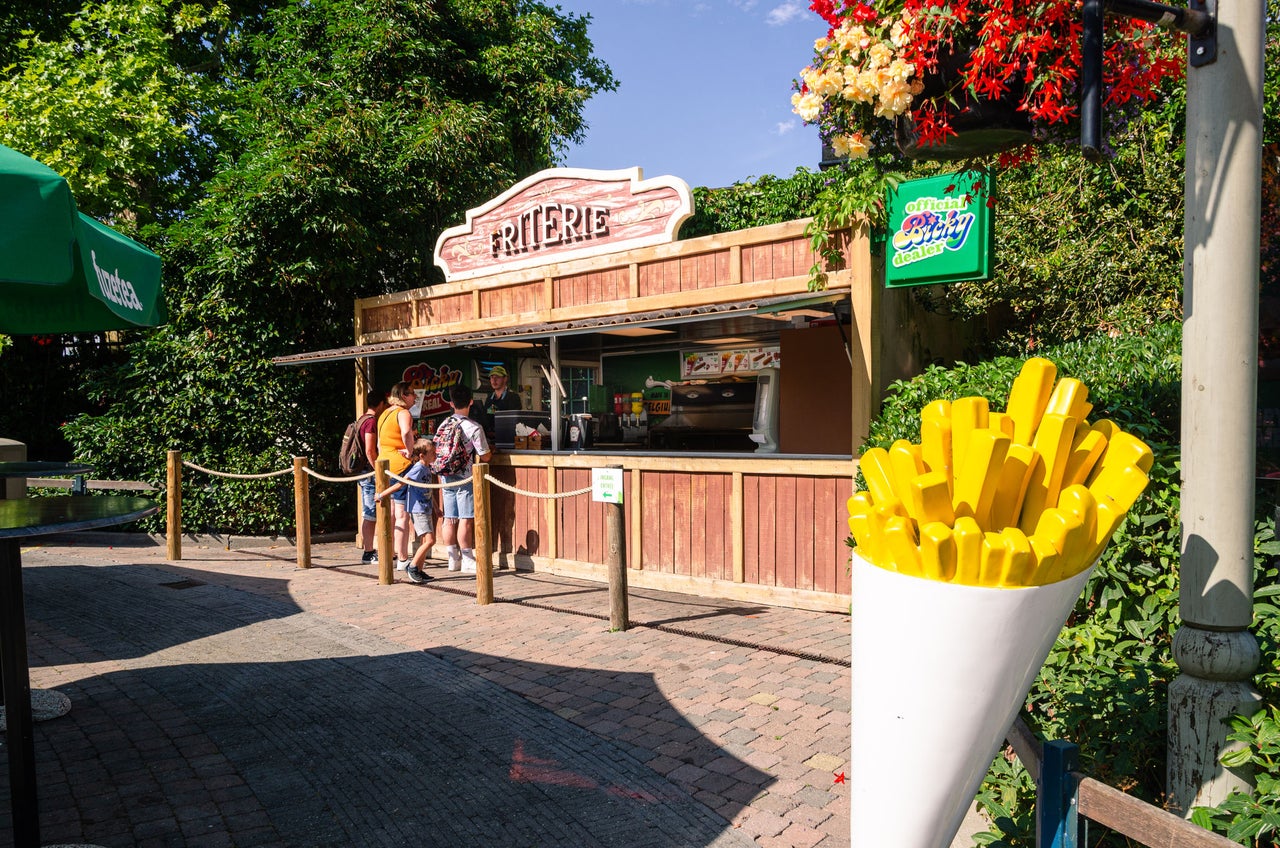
[272,291,847,366]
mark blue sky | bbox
[552,0,826,189]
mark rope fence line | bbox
[166,449,628,619]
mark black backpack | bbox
[339,413,374,474]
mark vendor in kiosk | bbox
[471,364,522,441]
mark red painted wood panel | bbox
[757,476,779,586]
[812,477,836,593]
[836,475,853,594]
[672,472,691,576]
[794,476,816,591]
[641,470,661,569]
[688,472,706,578]
[362,302,411,334]
[706,473,727,581]
[657,471,675,569]
[775,475,797,590]
[743,475,760,584]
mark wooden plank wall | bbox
[493,457,854,602]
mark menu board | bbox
[681,345,780,378]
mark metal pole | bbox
[550,335,562,452]
[1,539,40,847]
[1037,740,1079,848]
[1170,0,1265,814]
[1080,0,1104,160]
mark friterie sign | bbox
[433,167,693,282]
[884,171,994,289]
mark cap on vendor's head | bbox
[489,365,509,378]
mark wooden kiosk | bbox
[280,168,971,612]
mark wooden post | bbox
[166,449,182,561]
[606,465,628,631]
[292,456,311,569]
[375,459,393,585]
[473,461,493,605]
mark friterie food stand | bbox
[276,168,973,612]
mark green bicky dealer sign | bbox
[884,171,994,289]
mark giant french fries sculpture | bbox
[850,358,1154,848]
[848,356,1152,588]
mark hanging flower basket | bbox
[793,0,1183,166]
[892,45,1033,161]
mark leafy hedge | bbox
[862,321,1280,846]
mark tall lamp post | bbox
[1170,0,1266,813]
[1082,0,1266,815]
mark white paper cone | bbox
[850,552,1094,848]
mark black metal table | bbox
[0,491,158,848]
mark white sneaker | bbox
[447,552,461,572]
[396,558,410,571]
[460,552,477,574]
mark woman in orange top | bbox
[377,381,417,568]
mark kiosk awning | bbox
[272,290,848,366]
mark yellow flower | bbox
[815,36,830,51]
[835,23,863,56]
[842,69,875,104]
[814,68,844,98]
[867,42,894,69]
[832,132,873,159]
[890,18,911,49]
[884,58,916,83]
[874,78,915,118]
[856,69,882,97]
[792,91,824,122]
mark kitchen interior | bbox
[483,297,856,458]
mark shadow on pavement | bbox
[1,564,765,847]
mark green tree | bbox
[56,0,615,533]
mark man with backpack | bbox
[433,384,492,573]
[345,389,387,564]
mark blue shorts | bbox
[358,477,376,522]
[441,474,474,519]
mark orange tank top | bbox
[376,405,413,475]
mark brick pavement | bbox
[0,537,851,847]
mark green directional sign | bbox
[884,171,994,289]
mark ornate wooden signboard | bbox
[433,167,694,282]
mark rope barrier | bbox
[181,460,293,480]
[484,473,592,499]
[302,468,374,484]
[384,469,472,489]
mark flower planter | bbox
[894,47,1034,161]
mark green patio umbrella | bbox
[0,143,165,334]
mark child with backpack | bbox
[433,384,492,573]
[375,438,438,584]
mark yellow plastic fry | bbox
[1056,485,1099,552]
[952,516,984,585]
[920,417,954,490]
[1031,508,1087,583]
[998,527,1035,587]
[950,396,989,468]
[952,429,1010,528]
[848,510,884,566]
[919,521,957,582]
[979,532,1009,587]
[1088,463,1150,513]
[910,470,956,527]
[922,398,952,424]
[1006,357,1057,445]
[1018,413,1077,534]
[1085,500,1128,564]
[883,516,923,577]
[1028,534,1062,588]
[988,411,1015,439]
[988,444,1037,531]
[1092,428,1155,478]
[1046,377,1093,423]
[889,440,926,509]
[1062,428,1107,487]
[858,447,898,506]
